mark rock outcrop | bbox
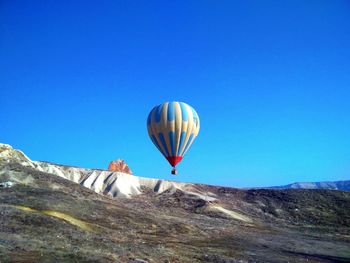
[108,159,132,174]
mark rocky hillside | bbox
[0,144,196,198]
[1,143,350,262]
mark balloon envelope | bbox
[147,101,200,167]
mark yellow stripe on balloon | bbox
[174,102,182,156]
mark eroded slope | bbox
[1,144,350,262]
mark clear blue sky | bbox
[1,1,349,187]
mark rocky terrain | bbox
[0,143,350,262]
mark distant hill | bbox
[269,180,350,191]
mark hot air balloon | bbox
[147,101,200,174]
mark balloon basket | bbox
[171,168,178,175]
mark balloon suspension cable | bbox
[171,167,178,175]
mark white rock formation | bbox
[0,144,36,168]
[0,143,214,200]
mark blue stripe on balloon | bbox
[155,104,163,123]
[147,110,152,126]
[169,131,175,156]
[167,102,175,121]
[151,135,162,153]
[179,102,188,121]
[177,131,187,156]
[182,133,194,155]
[158,132,170,157]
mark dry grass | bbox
[13,205,95,232]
